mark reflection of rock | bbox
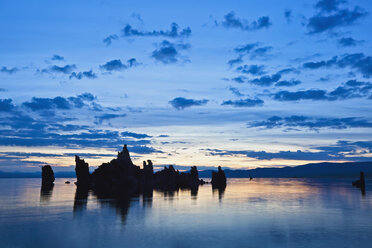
[40,184,54,204]
[213,187,225,201]
[74,144,206,195]
[352,171,366,195]
[211,166,226,189]
[41,165,55,189]
[73,187,89,214]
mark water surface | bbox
[0,178,371,248]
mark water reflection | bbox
[73,187,89,214]
[212,187,225,201]
[2,178,372,248]
[39,184,54,205]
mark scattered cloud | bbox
[227,56,243,67]
[41,64,77,74]
[94,113,127,124]
[103,34,119,46]
[236,64,265,75]
[51,54,64,61]
[222,11,272,31]
[69,70,97,80]
[275,79,302,87]
[22,93,95,111]
[103,22,191,45]
[250,73,281,86]
[151,40,190,64]
[122,22,191,38]
[247,115,372,130]
[0,99,14,112]
[221,98,264,107]
[0,66,19,74]
[228,87,244,97]
[121,131,152,139]
[284,9,292,23]
[273,80,372,101]
[315,0,346,13]
[307,0,368,34]
[338,37,363,47]
[303,53,372,78]
[100,58,140,71]
[169,97,208,110]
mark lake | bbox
[0,178,371,248]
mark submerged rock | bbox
[41,165,55,188]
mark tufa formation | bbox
[74,145,218,195]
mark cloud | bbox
[275,79,302,87]
[122,22,191,38]
[69,70,97,80]
[206,138,372,161]
[103,34,119,46]
[0,66,19,74]
[315,140,372,155]
[221,98,264,107]
[315,0,346,13]
[41,64,77,74]
[0,99,14,112]
[227,56,243,67]
[284,9,292,23]
[222,11,272,31]
[231,76,247,83]
[307,2,367,34]
[206,148,340,161]
[121,131,152,139]
[100,58,140,71]
[127,145,163,154]
[169,97,208,110]
[234,43,259,53]
[151,40,190,64]
[229,87,244,97]
[338,37,363,47]
[22,93,95,111]
[250,73,281,86]
[303,53,372,78]
[103,22,191,45]
[247,115,372,130]
[94,113,127,124]
[273,89,328,101]
[51,54,64,61]
[233,43,272,60]
[236,65,265,75]
[273,80,372,101]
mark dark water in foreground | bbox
[0,178,371,248]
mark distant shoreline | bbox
[1,161,372,179]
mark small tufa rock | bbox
[211,166,226,189]
[41,165,55,188]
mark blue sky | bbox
[1,0,372,172]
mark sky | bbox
[1,0,372,172]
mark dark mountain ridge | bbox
[1,161,371,178]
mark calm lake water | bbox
[0,178,371,248]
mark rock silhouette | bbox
[211,166,227,189]
[75,155,91,188]
[74,144,214,195]
[41,165,55,189]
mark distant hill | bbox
[1,161,371,178]
[199,161,372,178]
